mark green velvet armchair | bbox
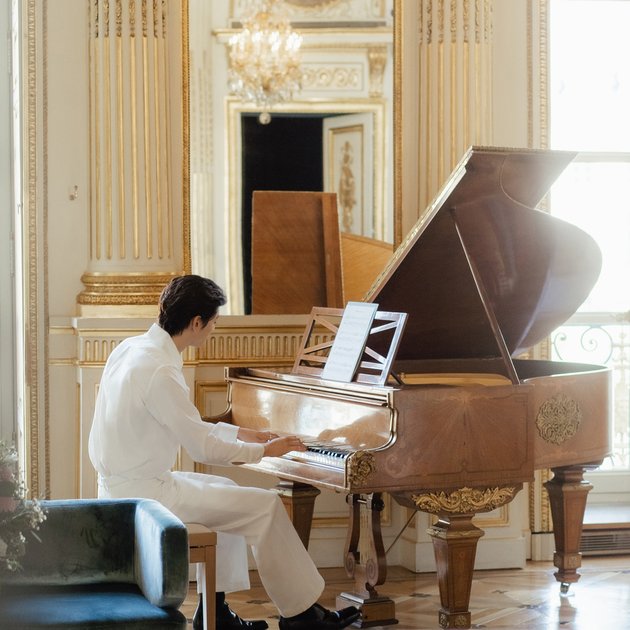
[0,498,189,629]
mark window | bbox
[550,0,630,473]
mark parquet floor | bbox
[181,556,630,629]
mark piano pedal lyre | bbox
[336,493,398,627]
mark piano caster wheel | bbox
[560,582,570,595]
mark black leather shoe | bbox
[278,603,360,630]
[193,597,269,630]
[217,607,269,630]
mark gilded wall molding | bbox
[75,317,315,366]
[538,0,548,151]
[198,323,313,365]
[392,0,401,245]
[78,271,179,305]
[301,63,363,90]
[181,0,191,274]
[528,0,554,536]
[23,0,50,499]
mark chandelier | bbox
[228,1,303,124]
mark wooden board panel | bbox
[251,191,343,314]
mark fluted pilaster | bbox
[418,0,493,210]
[79,0,187,308]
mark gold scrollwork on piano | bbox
[347,450,376,486]
[411,486,518,514]
[536,394,582,445]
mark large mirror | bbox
[187,0,401,313]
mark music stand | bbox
[292,306,408,386]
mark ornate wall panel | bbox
[22,0,49,498]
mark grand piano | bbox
[213,147,612,629]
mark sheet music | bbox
[322,302,379,382]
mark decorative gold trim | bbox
[153,5,163,259]
[347,450,376,486]
[181,0,191,273]
[142,34,152,258]
[539,0,548,150]
[77,270,178,305]
[198,323,308,365]
[526,0,554,539]
[116,12,126,258]
[412,486,518,514]
[367,45,387,97]
[536,394,582,445]
[131,2,139,258]
[23,0,50,498]
[393,0,401,246]
[104,26,113,259]
[529,468,553,533]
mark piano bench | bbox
[187,522,217,630]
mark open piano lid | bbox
[365,147,602,382]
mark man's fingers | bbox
[288,436,306,451]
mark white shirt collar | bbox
[147,322,183,368]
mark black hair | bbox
[158,275,227,336]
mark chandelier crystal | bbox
[228,1,303,124]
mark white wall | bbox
[492,0,530,148]
[46,1,91,498]
[46,2,90,316]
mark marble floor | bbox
[180,556,630,629]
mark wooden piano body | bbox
[215,147,612,629]
[226,358,610,495]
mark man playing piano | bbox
[88,274,360,630]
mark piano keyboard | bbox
[285,441,355,467]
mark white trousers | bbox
[98,470,324,617]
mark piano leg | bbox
[276,481,321,549]
[336,493,398,627]
[427,513,484,629]
[544,463,599,594]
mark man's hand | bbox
[237,427,279,443]
[236,427,306,457]
[263,435,306,458]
